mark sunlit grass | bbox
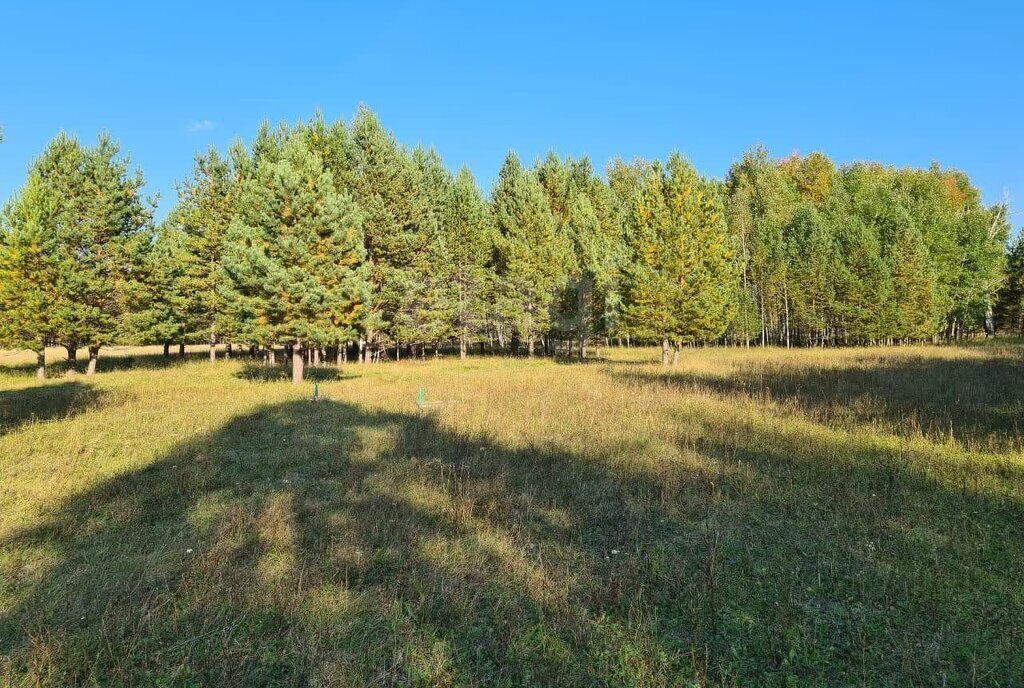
[1,343,1022,685]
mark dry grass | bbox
[1,343,1022,686]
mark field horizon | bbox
[2,343,1022,686]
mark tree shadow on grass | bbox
[0,351,213,380]
[1,395,1022,685]
[683,409,1024,682]
[233,364,354,383]
[0,382,106,436]
[550,353,616,366]
[92,350,212,373]
[609,352,1024,449]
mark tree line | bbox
[0,108,1016,382]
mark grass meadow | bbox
[1,343,1022,686]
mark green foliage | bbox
[130,223,191,346]
[349,107,437,350]
[437,165,495,354]
[221,136,368,348]
[995,233,1024,335]
[491,153,571,353]
[167,148,240,346]
[3,110,1016,368]
[538,153,622,354]
[407,146,458,347]
[619,153,739,346]
[0,133,152,357]
[0,172,58,352]
[725,148,1009,344]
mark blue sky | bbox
[2,1,1021,227]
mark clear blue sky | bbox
[2,1,1021,227]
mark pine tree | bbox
[425,164,495,359]
[538,154,621,358]
[620,153,740,363]
[1,133,152,375]
[784,203,838,345]
[350,107,436,360]
[16,134,90,366]
[168,148,240,361]
[995,233,1024,336]
[299,111,356,195]
[70,134,154,373]
[491,152,570,356]
[221,136,368,383]
[407,146,456,354]
[130,224,191,355]
[452,167,496,358]
[0,172,59,379]
[832,216,892,343]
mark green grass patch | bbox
[1,345,1022,686]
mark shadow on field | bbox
[611,352,1024,448]
[234,364,351,383]
[0,382,105,436]
[1,349,296,380]
[87,350,212,373]
[0,352,209,380]
[2,395,1022,685]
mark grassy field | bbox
[1,343,1022,686]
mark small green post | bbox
[417,387,426,409]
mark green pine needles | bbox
[0,110,1016,383]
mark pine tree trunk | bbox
[661,338,670,365]
[460,336,467,360]
[86,346,99,376]
[209,335,216,364]
[672,342,680,366]
[579,333,587,360]
[527,338,535,357]
[226,343,232,359]
[292,341,304,384]
[179,342,186,357]
[268,348,276,366]
[36,349,46,380]
[66,345,77,366]
[163,342,170,357]
[313,348,321,366]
